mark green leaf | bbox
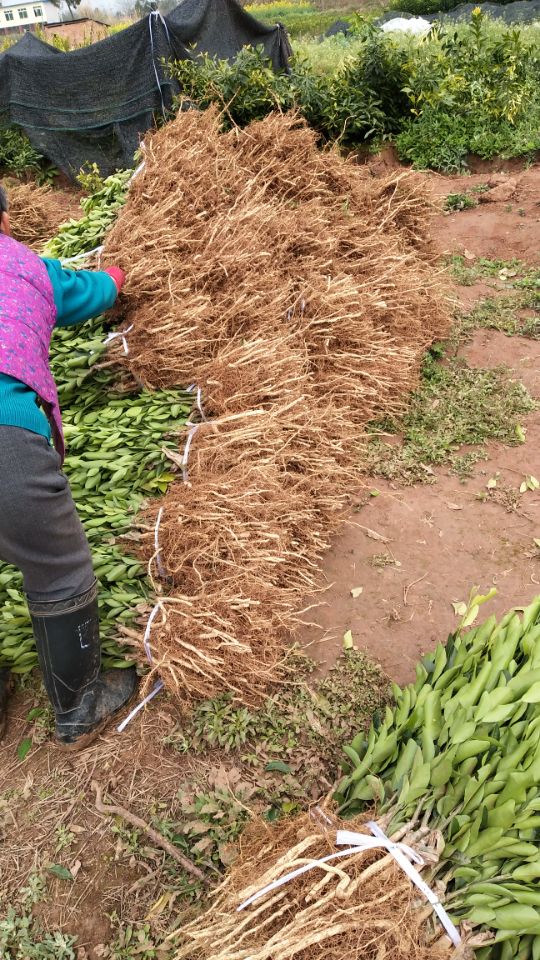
[430,755,453,788]
[343,629,354,650]
[26,707,45,722]
[17,737,32,761]
[462,603,480,628]
[47,864,74,882]
[480,702,518,725]
[265,761,291,774]
[491,903,540,931]
[522,681,540,704]
[472,587,497,607]
[515,424,526,443]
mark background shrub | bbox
[172,10,540,170]
[0,127,45,177]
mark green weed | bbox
[460,296,540,339]
[449,259,540,340]
[369,552,401,568]
[445,192,478,212]
[95,918,159,960]
[0,909,76,960]
[365,348,536,483]
[19,872,47,908]
[0,871,75,960]
[186,652,388,771]
[448,255,524,286]
[54,825,76,855]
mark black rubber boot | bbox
[27,581,137,750]
[0,668,13,741]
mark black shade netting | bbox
[0,0,290,179]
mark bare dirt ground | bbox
[302,164,540,685]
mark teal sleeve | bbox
[42,258,118,328]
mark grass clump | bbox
[366,346,535,483]
[448,255,524,286]
[460,296,540,339]
[449,258,540,339]
[444,188,489,211]
[445,192,478,212]
[171,650,388,773]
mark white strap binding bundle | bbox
[237,820,461,948]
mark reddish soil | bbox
[430,168,540,263]
[0,685,201,955]
[303,164,540,685]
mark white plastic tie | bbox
[129,159,146,183]
[181,384,207,483]
[117,601,164,733]
[154,506,166,578]
[237,821,461,947]
[117,679,164,733]
[142,601,161,664]
[104,323,134,355]
[148,11,171,115]
[61,244,104,266]
[196,385,207,422]
[182,424,200,483]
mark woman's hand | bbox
[103,266,126,293]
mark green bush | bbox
[171,29,406,146]
[0,127,45,176]
[396,11,540,169]
[171,11,540,170]
[393,0,517,14]
[396,106,540,170]
[172,47,297,126]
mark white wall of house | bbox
[0,0,58,30]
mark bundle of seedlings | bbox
[104,111,445,400]
[170,809,469,960]
[7,181,80,250]
[102,107,449,703]
[337,594,540,960]
[143,398,356,702]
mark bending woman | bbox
[0,184,136,750]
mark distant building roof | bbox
[0,0,57,7]
[46,16,110,26]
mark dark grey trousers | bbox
[0,426,95,602]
